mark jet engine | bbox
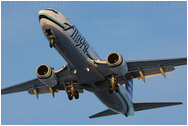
[106,52,128,75]
[36,64,58,87]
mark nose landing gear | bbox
[45,29,56,48]
[108,75,120,94]
[50,39,55,48]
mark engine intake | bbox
[106,52,128,75]
[36,64,57,87]
[107,53,122,67]
[37,65,51,78]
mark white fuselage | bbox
[39,9,134,116]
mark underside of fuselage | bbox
[40,19,105,84]
[94,88,128,115]
[39,16,133,116]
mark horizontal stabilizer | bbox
[133,102,182,111]
[89,109,119,119]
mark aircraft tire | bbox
[50,42,53,48]
[114,84,119,92]
[68,92,73,100]
[108,86,113,94]
[74,91,79,99]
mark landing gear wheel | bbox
[68,92,73,100]
[50,42,54,48]
[114,84,119,93]
[108,86,113,94]
[50,38,55,48]
[74,91,79,99]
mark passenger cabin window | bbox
[45,9,58,14]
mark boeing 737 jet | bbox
[2,8,187,118]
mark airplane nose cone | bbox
[38,10,45,15]
[38,10,44,21]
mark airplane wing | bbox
[126,57,186,71]
[125,57,187,82]
[1,65,78,97]
[1,78,45,95]
[2,58,187,95]
[95,57,186,83]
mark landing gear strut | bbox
[65,81,79,100]
[50,39,55,48]
[45,29,55,48]
[108,75,119,94]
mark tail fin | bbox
[133,102,182,111]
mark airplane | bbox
[1,8,187,119]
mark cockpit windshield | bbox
[45,8,58,14]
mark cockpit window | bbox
[45,9,58,14]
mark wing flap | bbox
[133,102,182,111]
[89,109,119,119]
[126,65,175,80]
[28,86,58,95]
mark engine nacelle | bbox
[36,64,58,87]
[106,52,128,75]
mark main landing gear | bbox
[108,76,119,94]
[65,81,79,100]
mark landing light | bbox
[74,70,77,74]
[86,68,90,72]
